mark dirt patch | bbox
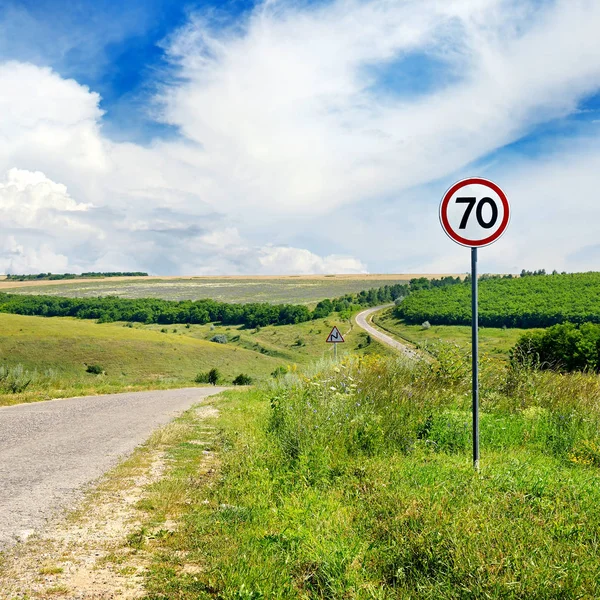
[0,404,219,599]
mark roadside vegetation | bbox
[512,321,600,372]
[132,354,600,598]
[397,271,600,328]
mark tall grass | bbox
[143,351,600,599]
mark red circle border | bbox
[439,177,510,247]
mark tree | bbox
[208,368,220,386]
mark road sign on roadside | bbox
[439,177,510,471]
[440,177,510,248]
[326,326,344,359]
[326,326,344,343]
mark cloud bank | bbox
[0,0,599,274]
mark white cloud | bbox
[0,0,600,275]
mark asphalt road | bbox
[0,387,226,550]
[355,305,421,360]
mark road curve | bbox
[0,387,226,550]
[355,305,421,360]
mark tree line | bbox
[0,278,459,328]
[5,272,148,281]
[396,272,600,328]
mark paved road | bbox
[0,387,226,550]
[355,305,421,360]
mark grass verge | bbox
[136,354,600,599]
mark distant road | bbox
[0,387,226,550]
[355,305,421,360]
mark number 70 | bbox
[456,197,498,229]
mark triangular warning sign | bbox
[326,326,345,343]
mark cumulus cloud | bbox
[0,0,600,274]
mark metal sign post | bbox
[471,247,479,469]
[439,177,510,470]
[326,326,345,360]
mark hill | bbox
[397,272,600,328]
[0,312,390,406]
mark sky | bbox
[0,0,599,276]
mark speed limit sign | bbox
[439,177,509,472]
[440,177,510,247]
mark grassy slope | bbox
[0,312,392,406]
[373,306,533,359]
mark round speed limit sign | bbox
[440,178,510,247]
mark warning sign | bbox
[326,326,345,343]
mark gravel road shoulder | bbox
[0,387,226,552]
[0,401,221,599]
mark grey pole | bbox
[334,342,338,360]
[471,247,479,470]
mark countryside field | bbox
[3,274,600,599]
[0,310,390,406]
[0,275,416,305]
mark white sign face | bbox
[326,326,345,343]
[440,177,510,248]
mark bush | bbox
[232,373,253,385]
[271,366,287,378]
[511,322,600,372]
[86,364,104,375]
[194,372,210,384]
[208,368,220,385]
[210,334,228,344]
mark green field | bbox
[4,276,410,305]
[372,307,533,360]
[0,312,390,406]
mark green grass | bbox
[141,312,392,363]
[0,312,391,406]
[6,277,409,305]
[373,307,534,360]
[134,356,600,599]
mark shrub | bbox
[511,322,600,372]
[208,368,220,385]
[232,373,253,386]
[210,334,228,344]
[271,366,287,378]
[86,364,104,375]
[195,372,210,384]
[0,364,34,393]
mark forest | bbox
[397,272,600,328]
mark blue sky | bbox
[0,0,257,141]
[0,0,599,275]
